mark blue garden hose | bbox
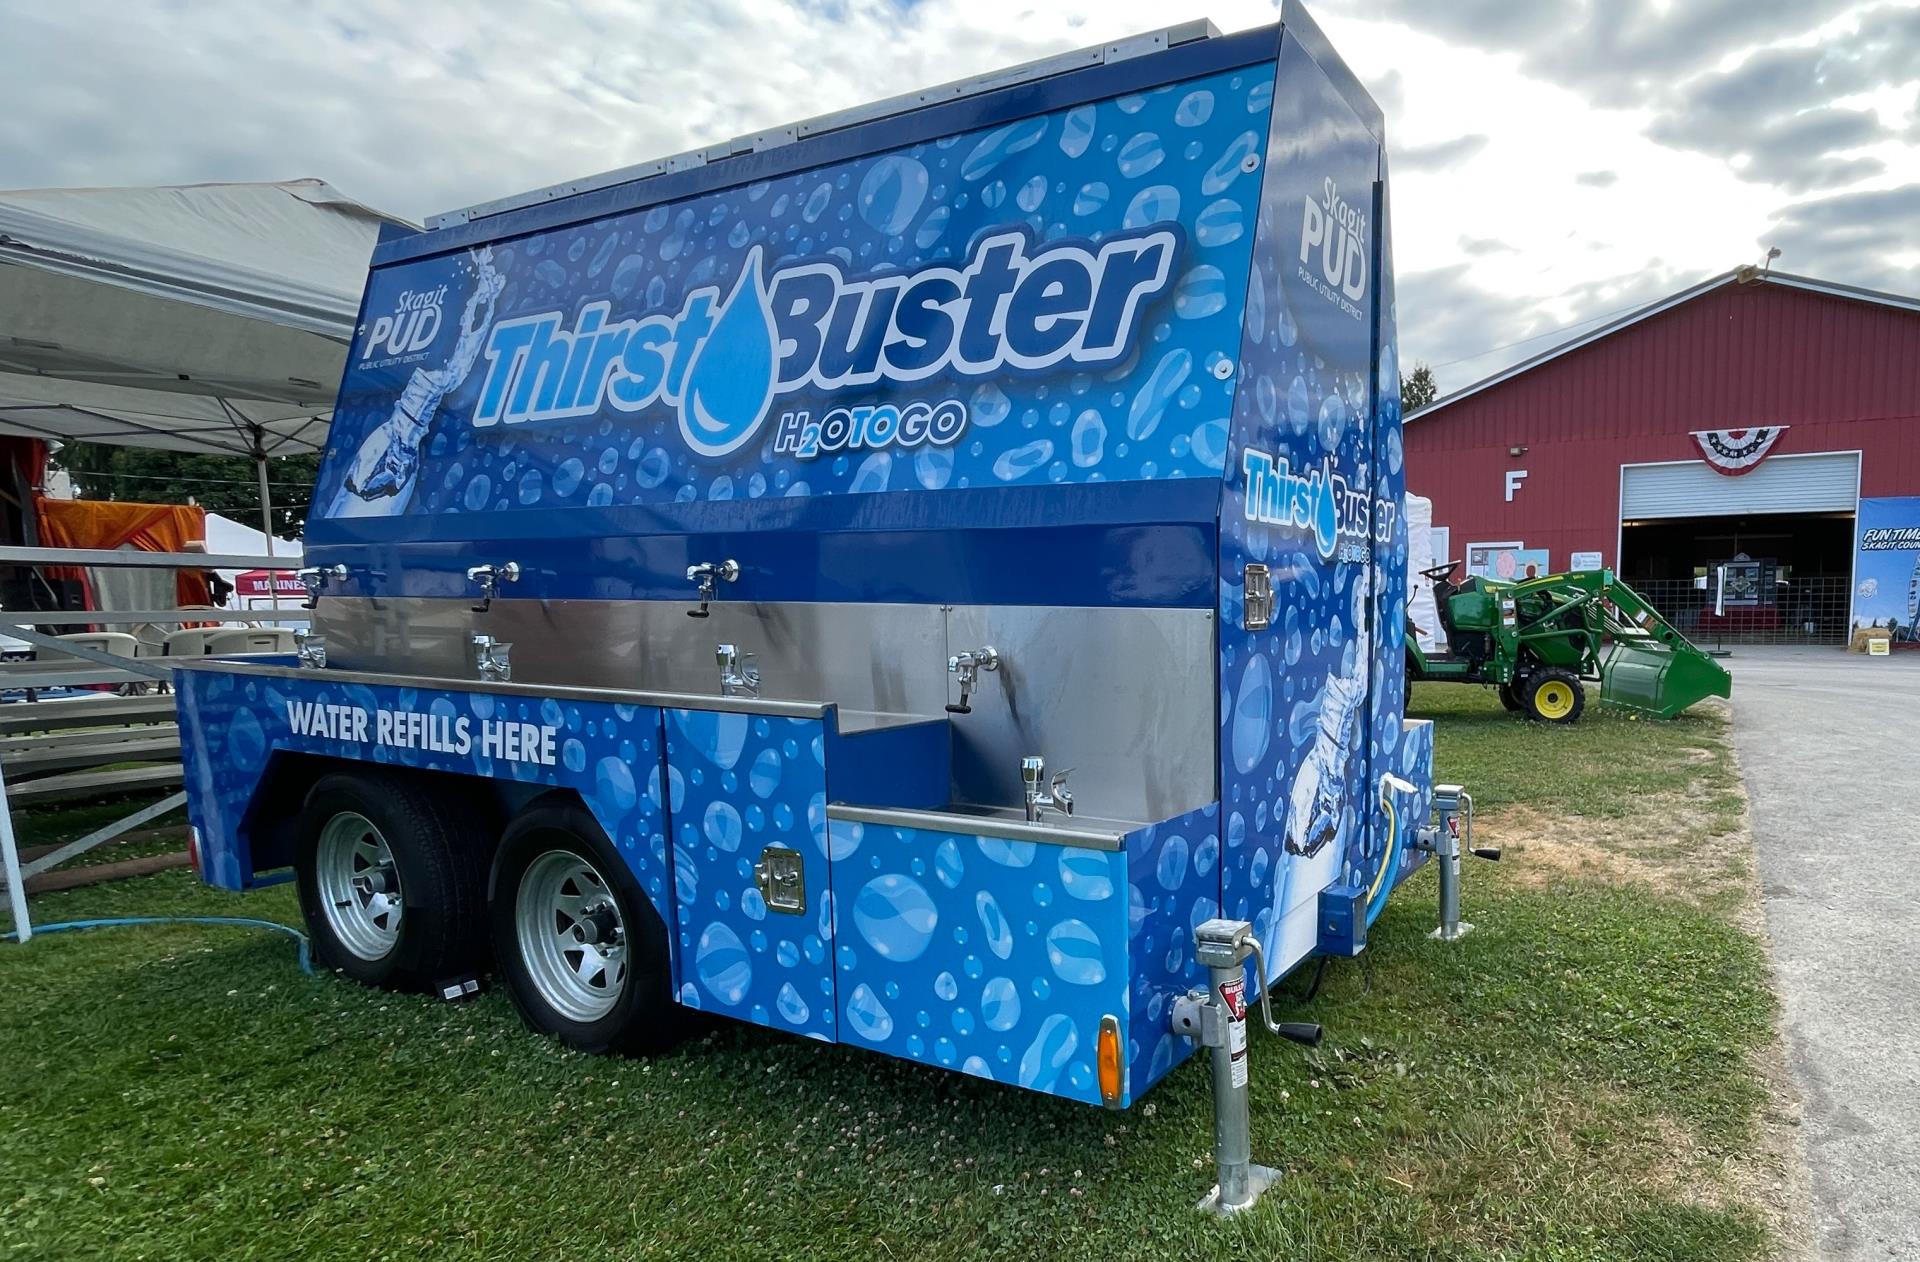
[12,916,313,973]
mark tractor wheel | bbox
[1522,669,1585,724]
[490,798,689,1056]
[1498,679,1525,712]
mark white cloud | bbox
[4,0,1915,395]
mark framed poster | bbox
[1468,543,1550,582]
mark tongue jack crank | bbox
[1171,919,1322,1215]
[1413,784,1497,941]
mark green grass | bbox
[0,688,1780,1261]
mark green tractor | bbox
[1406,562,1732,724]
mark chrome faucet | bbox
[471,634,513,683]
[296,563,349,610]
[465,561,520,613]
[1022,756,1073,823]
[716,643,759,698]
[945,645,1000,714]
[686,559,740,618]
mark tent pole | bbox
[255,449,280,612]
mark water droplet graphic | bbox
[850,451,892,494]
[934,839,964,889]
[704,800,743,852]
[695,923,752,1006]
[1016,174,1047,212]
[1046,920,1106,985]
[1122,184,1180,229]
[981,977,1022,1031]
[992,439,1052,482]
[1060,107,1096,158]
[1018,1014,1078,1090]
[976,837,1036,868]
[1202,132,1262,195]
[1072,182,1109,216]
[1117,133,1165,178]
[914,444,954,489]
[1196,198,1244,247]
[976,891,1014,959]
[749,748,782,798]
[1070,409,1107,467]
[776,982,810,1026]
[1175,90,1215,127]
[1232,654,1274,774]
[963,117,1048,180]
[970,382,1012,427]
[1058,850,1114,902]
[857,156,929,235]
[1128,349,1192,440]
[845,983,894,1042]
[681,248,776,457]
[1174,265,1226,319]
[1156,835,1191,892]
[853,874,939,962]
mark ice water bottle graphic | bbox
[1284,646,1369,862]
[330,248,504,518]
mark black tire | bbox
[489,799,687,1056]
[294,771,490,989]
[1521,667,1586,724]
[1497,679,1525,712]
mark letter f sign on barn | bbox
[1504,469,1528,502]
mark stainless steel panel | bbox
[313,597,1218,824]
[828,803,1131,851]
[173,658,834,719]
[316,598,949,717]
[943,605,1216,823]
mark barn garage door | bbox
[1620,452,1859,518]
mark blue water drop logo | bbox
[680,247,776,458]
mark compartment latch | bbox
[1243,563,1273,631]
[753,845,806,914]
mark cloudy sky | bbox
[5,0,1916,391]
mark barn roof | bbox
[1408,268,1920,423]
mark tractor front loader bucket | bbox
[1600,638,1732,718]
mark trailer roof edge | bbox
[377,19,1286,267]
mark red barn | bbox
[1404,269,1920,643]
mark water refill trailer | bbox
[175,4,1477,1204]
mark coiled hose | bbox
[12,916,313,973]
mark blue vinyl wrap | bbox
[173,668,675,951]
[179,15,1432,1109]
[665,710,838,1041]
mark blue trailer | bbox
[176,4,1472,1160]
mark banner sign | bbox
[1851,496,1920,646]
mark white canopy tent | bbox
[0,178,406,534]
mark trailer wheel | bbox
[294,772,489,989]
[490,800,686,1055]
[1522,669,1585,724]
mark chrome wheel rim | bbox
[315,811,403,961]
[516,849,628,1023]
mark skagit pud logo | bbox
[359,284,450,365]
[466,226,1181,459]
[1297,177,1369,318]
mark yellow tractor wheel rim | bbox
[1536,681,1576,719]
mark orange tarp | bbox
[34,497,212,607]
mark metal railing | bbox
[1624,574,1852,646]
[0,546,307,942]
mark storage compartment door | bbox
[663,709,836,1040]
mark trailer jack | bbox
[1412,785,1498,941]
[1171,919,1322,1215]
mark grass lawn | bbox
[0,685,1783,1261]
